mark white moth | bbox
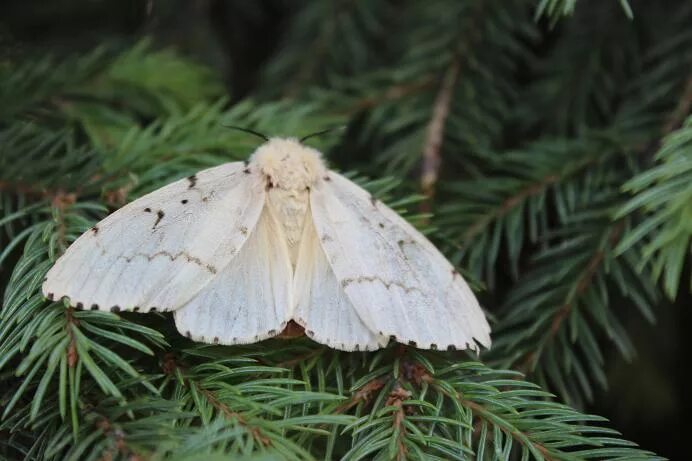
[42,138,491,351]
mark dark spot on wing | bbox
[408,340,417,347]
[321,234,332,243]
[144,207,152,213]
[91,304,99,310]
[244,168,251,174]
[451,269,459,278]
[378,222,385,228]
[186,331,192,338]
[447,345,456,351]
[239,226,248,236]
[150,307,157,312]
[76,302,83,309]
[181,199,188,204]
[153,210,165,228]
[111,305,120,313]
[91,226,99,234]
[213,336,219,344]
[389,335,397,342]
[354,344,360,351]
[47,293,54,301]
[133,306,140,312]
[397,239,415,257]
[268,329,276,336]
[323,175,331,181]
[187,175,197,189]
[307,330,315,337]
[430,343,438,350]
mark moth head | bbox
[250,137,327,191]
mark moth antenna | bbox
[299,125,347,143]
[222,125,269,142]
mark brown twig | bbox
[0,180,52,199]
[662,74,692,135]
[65,306,79,368]
[50,190,77,258]
[518,222,624,373]
[334,378,385,414]
[419,59,461,214]
[442,385,557,461]
[275,347,325,369]
[160,353,271,446]
[461,174,561,246]
[549,222,624,335]
[198,385,271,446]
[343,77,436,114]
[386,386,412,461]
[94,416,139,461]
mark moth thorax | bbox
[250,137,326,191]
[267,188,309,266]
[250,138,327,265]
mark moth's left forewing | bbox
[173,203,293,345]
[292,208,387,351]
[42,162,265,312]
[310,172,491,351]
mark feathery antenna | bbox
[299,126,346,143]
[222,125,269,142]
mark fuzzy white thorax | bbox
[250,138,327,266]
[250,137,326,191]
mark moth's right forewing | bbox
[309,172,491,351]
[42,162,266,312]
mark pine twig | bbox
[334,378,385,414]
[65,307,79,368]
[460,174,561,246]
[440,385,557,461]
[420,58,461,213]
[519,222,625,372]
[161,352,272,447]
[662,74,692,135]
[344,77,436,114]
[386,386,412,461]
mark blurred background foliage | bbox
[0,0,690,459]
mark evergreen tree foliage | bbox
[1,0,690,459]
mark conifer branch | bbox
[2,5,687,456]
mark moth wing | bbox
[293,210,387,351]
[42,162,265,312]
[174,206,293,344]
[310,172,491,351]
